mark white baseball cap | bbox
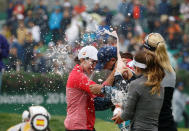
[78,46,98,60]
[17,14,24,20]
[64,2,71,7]
[169,16,175,22]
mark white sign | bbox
[0,93,66,105]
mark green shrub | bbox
[2,71,68,94]
[2,69,189,94]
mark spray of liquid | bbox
[103,29,126,68]
[46,44,71,74]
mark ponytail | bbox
[134,51,165,95]
[144,52,165,95]
[155,42,174,72]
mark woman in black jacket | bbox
[143,33,177,131]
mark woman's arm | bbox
[112,82,140,124]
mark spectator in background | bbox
[159,15,169,37]
[153,19,165,34]
[101,6,113,26]
[35,0,48,16]
[33,49,46,73]
[48,6,62,42]
[111,13,125,28]
[74,0,86,14]
[167,16,182,50]
[44,41,55,72]
[65,13,80,46]
[34,8,48,42]
[32,41,47,72]
[6,1,14,20]
[158,0,170,15]
[90,0,103,15]
[24,10,33,28]
[13,1,25,15]
[172,82,189,128]
[0,34,9,93]
[180,0,189,22]
[120,14,135,37]
[61,10,71,37]
[54,0,63,12]
[8,35,23,64]
[146,0,158,32]
[24,0,35,15]
[181,34,189,53]
[7,12,19,37]
[17,17,28,46]
[117,0,129,16]
[1,24,11,40]
[28,21,40,43]
[170,0,180,18]
[23,32,35,71]
[127,0,145,20]
[63,0,73,14]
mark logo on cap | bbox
[36,119,45,126]
[32,115,48,131]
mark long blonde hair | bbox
[144,33,174,73]
[134,51,165,95]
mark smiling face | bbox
[103,58,117,70]
[81,58,98,76]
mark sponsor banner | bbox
[0,93,113,121]
[0,93,66,105]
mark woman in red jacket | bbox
[64,46,98,131]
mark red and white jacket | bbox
[64,64,96,130]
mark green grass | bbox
[0,113,188,131]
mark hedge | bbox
[2,69,189,94]
[2,71,68,94]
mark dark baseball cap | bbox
[95,46,117,70]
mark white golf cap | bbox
[78,46,98,60]
[29,106,50,120]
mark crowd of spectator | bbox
[1,0,189,75]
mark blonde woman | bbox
[143,33,177,131]
[112,51,165,131]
